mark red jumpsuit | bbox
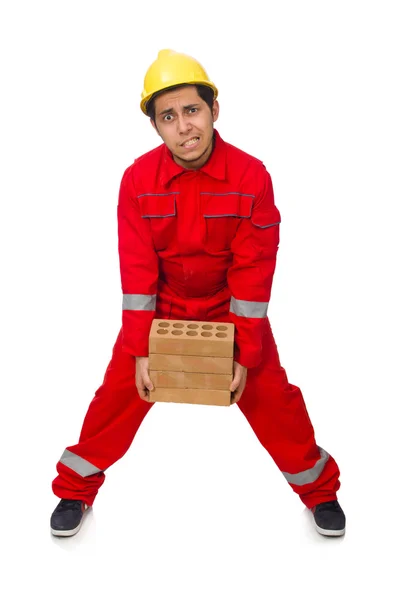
[52,130,340,508]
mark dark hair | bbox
[146,84,215,122]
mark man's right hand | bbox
[135,356,154,401]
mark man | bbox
[51,49,346,538]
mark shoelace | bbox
[316,501,341,513]
[58,499,83,512]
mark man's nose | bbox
[178,115,193,134]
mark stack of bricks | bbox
[148,319,235,406]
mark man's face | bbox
[151,86,219,170]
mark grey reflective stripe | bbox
[59,449,102,478]
[282,447,329,486]
[230,297,269,318]
[252,221,281,229]
[200,192,255,198]
[142,211,175,218]
[137,192,180,197]
[123,294,156,311]
[204,213,250,218]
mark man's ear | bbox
[212,100,220,123]
[150,118,159,134]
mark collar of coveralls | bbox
[159,129,227,187]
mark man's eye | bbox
[164,114,173,121]
[189,108,198,113]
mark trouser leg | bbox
[237,319,340,509]
[52,328,153,506]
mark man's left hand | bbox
[230,361,248,404]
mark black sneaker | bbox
[312,500,346,537]
[50,499,90,537]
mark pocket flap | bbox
[251,205,281,229]
[139,194,177,218]
[202,193,253,218]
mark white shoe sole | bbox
[51,505,90,537]
[315,523,345,537]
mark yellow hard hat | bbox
[140,49,218,115]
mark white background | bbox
[1,0,396,598]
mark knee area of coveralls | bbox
[52,332,154,506]
[234,364,341,507]
[238,367,314,441]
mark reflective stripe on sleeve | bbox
[122,294,156,311]
[230,297,269,318]
[59,449,102,478]
[282,447,329,486]
[252,220,281,229]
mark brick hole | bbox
[172,323,184,329]
[187,324,199,329]
[201,325,213,330]
[216,326,228,331]
[171,330,183,336]
[201,332,212,337]
[157,329,168,335]
[158,322,169,328]
[216,333,227,338]
[186,331,198,336]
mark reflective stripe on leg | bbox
[59,449,102,477]
[282,447,329,486]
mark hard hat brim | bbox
[141,81,218,115]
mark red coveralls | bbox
[53,130,340,508]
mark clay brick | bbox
[149,353,233,374]
[150,370,232,390]
[149,319,234,358]
[148,387,232,406]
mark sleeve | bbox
[227,165,281,368]
[117,166,159,356]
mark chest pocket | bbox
[201,193,254,252]
[139,193,178,251]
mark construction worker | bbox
[50,50,346,538]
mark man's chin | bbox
[177,151,201,163]
[172,135,214,169]
[176,145,210,166]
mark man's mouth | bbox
[182,137,200,148]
